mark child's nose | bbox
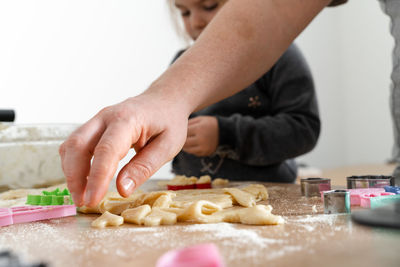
[190,12,207,30]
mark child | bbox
[169,0,320,183]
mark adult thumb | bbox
[116,131,183,197]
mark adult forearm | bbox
[147,0,331,113]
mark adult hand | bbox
[59,93,189,207]
[183,116,219,157]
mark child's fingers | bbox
[182,145,202,155]
[188,116,202,125]
[187,124,199,137]
[183,135,198,148]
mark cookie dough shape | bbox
[92,211,124,228]
[211,178,229,186]
[241,184,269,201]
[144,208,177,226]
[121,205,152,225]
[177,200,222,223]
[214,205,284,225]
[237,205,284,225]
[99,199,132,215]
[223,188,256,207]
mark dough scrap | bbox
[167,176,197,186]
[177,200,222,223]
[135,191,176,207]
[79,191,143,214]
[241,184,269,201]
[172,191,233,209]
[91,211,124,228]
[212,205,283,225]
[223,188,256,207]
[121,205,152,225]
[78,205,101,214]
[211,178,229,186]
[144,208,177,226]
[197,175,211,184]
[238,205,284,225]
[103,190,144,202]
[99,199,132,215]
[152,194,174,209]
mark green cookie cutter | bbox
[26,188,74,206]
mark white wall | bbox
[296,0,393,168]
[0,0,394,178]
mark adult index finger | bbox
[60,117,105,206]
[84,121,136,207]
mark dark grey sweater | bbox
[172,44,320,183]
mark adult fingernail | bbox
[84,190,92,206]
[121,177,135,193]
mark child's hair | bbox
[167,0,228,43]
[167,0,192,44]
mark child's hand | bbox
[183,116,219,157]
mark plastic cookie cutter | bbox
[359,192,397,208]
[0,208,12,227]
[321,188,386,206]
[368,194,400,209]
[156,243,225,267]
[0,205,76,227]
[347,188,385,206]
[384,186,400,195]
[26,188,74,206]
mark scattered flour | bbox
[288,214,349,233]
[0,220,304,266]
[0,214,351,266]
[179,222,305,263]
[182,223,283,247]
[290,214,340,225]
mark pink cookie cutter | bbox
[348,188,386,206]
[0,208,13,227]
[360,192,396,208]
[156,243,225,267]
[0,205,76,227]
[320,188,386,206]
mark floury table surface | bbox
[0,180,399,267]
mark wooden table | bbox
[1,180,399,267]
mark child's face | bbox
[174,0,226,41]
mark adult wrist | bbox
[143,81,194,119]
